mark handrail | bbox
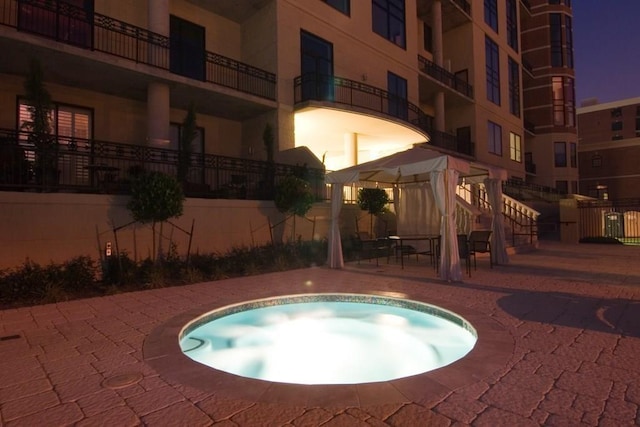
[0,0,276,100]
[0,128,325,199]
[294,73,474,157]
[417,55,474,99]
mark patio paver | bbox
[1,241,639,426]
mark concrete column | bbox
[146,0,170,148]
[432,0,443,66]
[432,1,445,133]
[344,133,358,167]
[147,82,171,148]
[148,0,169,35]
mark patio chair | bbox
[351,232,391,266]
[468,230,492,270]
[457,234,472,276]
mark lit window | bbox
[509,132,521,162]
[552,77,564,125]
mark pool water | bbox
[180,295,477,385]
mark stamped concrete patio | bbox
[1,241,639,426]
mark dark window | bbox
[556,180,568,194]
[484,0,498,32]
[387,71,408,120]
[565,15,573,68]
[591,155,602,167]
[611,121,623,131]
[506,0,518,51]
[323,0,350,15]
[170,15,205,81]
[611,107,622,118]
[372,0,406,48]
[300,31,334,101]
[17,0,94,48]
[570,142,576,168]
[423,22,432,52]
[636,117,640,131]
[549,0,560,4]
[550,13,563,67]
[571,181,578,194]
[554,141,566,167]
[488,121,502,155]
[485,36,500,105]
[508,57,520,117]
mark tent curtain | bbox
[397,183,439,252]
[327,183,344,268]
[431,169,462,281]
[484,178,509,265]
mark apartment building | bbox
[577,97,640,200]
[0,0,548,266]
[520,0,577,194]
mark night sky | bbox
[573,0,640,105]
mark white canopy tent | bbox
[325,146,508,281]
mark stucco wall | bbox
[0,192,366,270]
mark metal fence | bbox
[0,128,326,200]
[578,199,640,244]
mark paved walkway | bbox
[1,241,639,426]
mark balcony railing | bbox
[524,119,536,134]
[449,0,471,17]
[417,55,474,99]
[0,128,325,200]
[0,0,276,100]
[293,74,474,157]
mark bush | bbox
[0,241,328,309]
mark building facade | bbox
[521,0,578,194]
[577,97,640,200]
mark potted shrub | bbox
[22,59,57,189]
[357,187,390,237]
[274,175,314,241]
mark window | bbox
[372,0,406,48]
[300,31,334,101]
[549,0,560,4]
[423,22,432,52]
[555,180,568,194]
[387,71,408,120]
[591,155,602,168]
[170,16,205,81]
[509,132,521,162]
[552,77,564,125]
[554,141,566,167]
[508,57,520,117]
[488,121,502,155]
[611,121,623,131]
[550,13,563,67]
[636,117,640,135]
[485,36,500,105]
[19,100,93,184]
[565,77,575,127]
[323,0,350,15]
[17,0,93,48]
[611,107,622,118]
[484,0,498,33]
[565,16,573,68]
[506,0,518,51]
[170,123,205,183]
[569,142,576,168]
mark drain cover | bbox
[102,372,143,389]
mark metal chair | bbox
[468,230,492,270]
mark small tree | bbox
[178,103,197,184]
[357,188,390,237]
[127,171,185,261]
[22,59,56,188]
[274,175,314,241]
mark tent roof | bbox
[325,146,506,185]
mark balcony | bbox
[0,128,325,200]
[524,119,536,135]
[525,161,536,175]
[417,55,474,100]
[417,0,471,33]
[0,0,276,104]
[293,74,474,157]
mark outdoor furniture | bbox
[388,235,440,269]
[351,233,391,266]
[457,234,472,276]
[468,230,493,269]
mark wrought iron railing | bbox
[0,128,325,200]
[503,178,562,202]
[417,55,474,99]
[293,74,474,157]
[577,199,640,244]
[0,0,276,100]
[449,0,471,15]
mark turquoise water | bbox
[180,298,476,385]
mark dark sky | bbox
[573,0,640,105]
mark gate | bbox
[578,199,640,244]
